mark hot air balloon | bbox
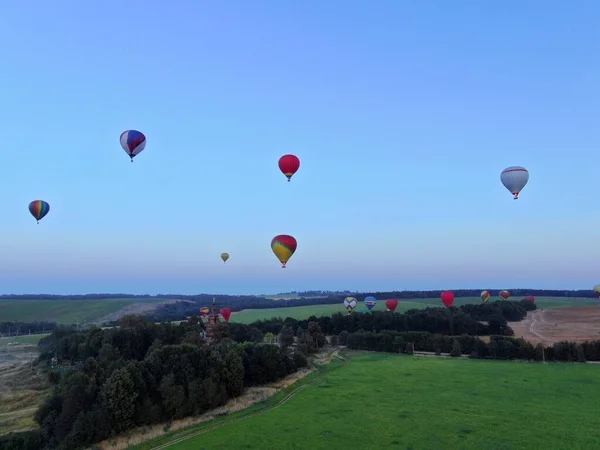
[594,285,600,298]
[500,166,529,200]
[364,296,377,311]
[271,235,297,268]
[522,296,535,302]
[28,200,50,224]
[441,291,454,308]
[385,299,399,312]
[200,307,210,317]
[499,290,511,300]
[221,253,230,263]
[220,308,232,322]
[480,290,491,303]
[120,130,146,162]
[343,297,357,314]
[278,154,300,182]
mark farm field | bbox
[0,298,168,324]
[262,293,327,300]
[231,296,596,324]
[141,351,600,450]
[510,307,600,344]
[0,337,49,436]
[0,334,48,347]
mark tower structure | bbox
[205,298,220,339]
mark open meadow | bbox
[136,351,600,450]
[0,298,169,324]
[231,296,596,324]
[0,338,50,436]
[0,334,48,346]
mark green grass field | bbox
[231,296,597,323]
[143,352,600,450]
[0,298,162,324]
[0,334,49,346]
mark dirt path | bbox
[528,310,554,343]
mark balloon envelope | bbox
[278,154,300,181]
[593,285,600,298]
[441,291,454,308]
[499,290,511,300]
[221,253,230,263]
[28,200,50,223]
[500,166,529,199]
[385,299,399,312]
[220,308,232,322]
[480,290,491,303]
[364,296,377,311]
[343,297,357,313]
[200,307,210,317]
[271,235,297,268]
[522,296,535,302]
[120,130,146,161]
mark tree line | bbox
[228,300,535,339]
[343,330,600,363]
[143,292,542,325]
[1,315,309,450]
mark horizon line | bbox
[0,287,596,298]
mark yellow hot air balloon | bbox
[271,235,297,268]
[593,285,600,298]
[221,253,229,263]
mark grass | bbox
[146,352,600,450]
[0,347,51,436]
[130,358,343,450]
[0,298,163,324]
[232,296,596,323]
[0,334,49,346]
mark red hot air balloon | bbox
[523,296,535,302]
[385,299,399,312]
[278,154,300,182]
[441,291,454,308]
[220,308,232,322]
[499,290,511,300]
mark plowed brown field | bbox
[509,307,600,344]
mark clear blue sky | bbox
[0,1,598,295]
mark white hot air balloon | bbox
[500,166,529,200]
[343,297,357,314]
